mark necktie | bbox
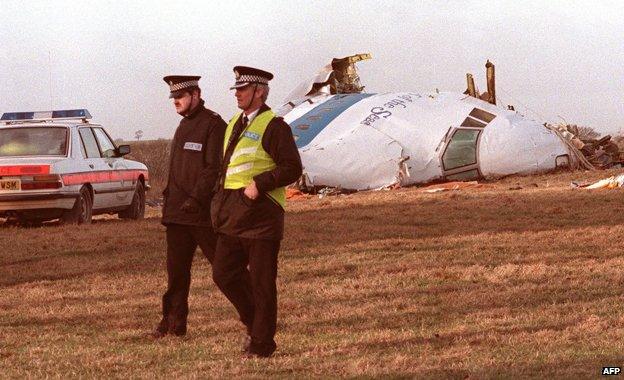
[226,115,248,152]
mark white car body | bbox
[0,110,149,223]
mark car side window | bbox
[79,128,101,158]
[93,128,117,158]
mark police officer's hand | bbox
[244,180,260,200]
[180,197,201,213]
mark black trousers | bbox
[212,234,280,355]
[160,224,216,335]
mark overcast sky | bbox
[1,0,623,140]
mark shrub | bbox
[125,140,170,199]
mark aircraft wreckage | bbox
[277,54,597,191]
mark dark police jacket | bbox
[162,100,226,227]
[211,104,302,240]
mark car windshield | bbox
[0,127,68,157]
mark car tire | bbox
[61,186,93,225]
[118,182,145,220]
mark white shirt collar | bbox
[243,108,260,124]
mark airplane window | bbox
[460,117,486,129]
[442,129,480,170]
[555,154,570,168]
[469,108,496,123]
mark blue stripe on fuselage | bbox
[289,93,374,148]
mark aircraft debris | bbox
[572,174,624,189]
[549,124,623,169]
[280,54,609,192]
[419,181,490,193]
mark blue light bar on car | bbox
[51,109,91,119]
[1,109,92,121]
[1,112,35,121]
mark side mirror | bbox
[117,144,131,156]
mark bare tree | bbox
[134,129,144,141]
[567,124,600,141]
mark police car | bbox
[0,109,149,224]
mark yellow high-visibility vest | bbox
[223,110,286,208]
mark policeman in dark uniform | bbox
[211,67,302,357]
[153,75,226,338]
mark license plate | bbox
[0,179,20,191]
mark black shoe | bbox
[244,340,276,358]
[168,317,187,337]
[243,348,273,358]
[151,323,168,339]
[151,317,187,338]
[241,335,252,353]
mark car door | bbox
[78,127,116,210]
[92,127,132,206]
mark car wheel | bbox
[118,182,145,220]
[61,186,93,225]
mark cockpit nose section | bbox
[439,107,497,181]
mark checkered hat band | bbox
[170,80,199,91]
[236,75,268,85]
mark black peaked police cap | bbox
[230,66,273,90]
[163,75,201,98]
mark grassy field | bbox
[2,169,624,378]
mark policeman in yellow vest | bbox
[211,66,302,358]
